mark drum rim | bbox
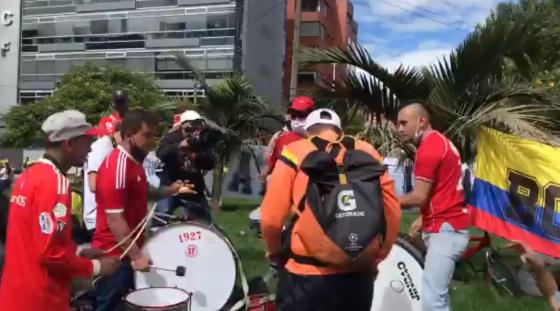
[124,287,191,310]
[396,234,425,268]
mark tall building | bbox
[284,0,358,103]
[17,0,284,106]
[0,0,22,130]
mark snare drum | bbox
[371,236,424,311]
[135,222,237,311]
[124,287,191,311]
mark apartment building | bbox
[17,0,284,105]
[284,0,358,100]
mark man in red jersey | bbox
[92,109,191,310]
[259,96,315,181]
[396,101,470,311]
[98,89,129,137]
[0,110,120,311]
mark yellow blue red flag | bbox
[469,127,560,258]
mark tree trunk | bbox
[210,158,225,211]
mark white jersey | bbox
[83,136,114,230]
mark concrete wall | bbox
[0,0,22,131]
[241,0,285,109]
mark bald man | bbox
[396,101,470,311]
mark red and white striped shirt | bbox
[0,158,94,311]
[92,146,148,257]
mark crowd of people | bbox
[0,90,557,311]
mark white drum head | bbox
[135,222,237,311]
[371,243,423,311]
[125,288,189,307]
[249,207,260,221]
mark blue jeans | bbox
[422,223,469,311]
[94,260,133,311]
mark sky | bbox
[352,0,508,72]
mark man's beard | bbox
[130,144,148,162]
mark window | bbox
[207,14,229,29]
[90,20,108,34]
[298,72,317,85]
[300,22,321,37]
[302,0,319,12]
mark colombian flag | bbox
[469,127,560,258]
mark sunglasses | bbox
[288,109,310,119]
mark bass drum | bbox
[371,236,425,311]
[135,222,237,311]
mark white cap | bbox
[304,108,342,130]
[179,110,203,124]
[41,110,98,142]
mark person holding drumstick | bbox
[92,110,192,311]
[396,101,470,311]
[0,110,121,311]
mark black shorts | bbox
[276,270,374,311]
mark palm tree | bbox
[299,1,560,162]
[172,53,280,209]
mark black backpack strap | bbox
[309,136,329,151]
[341,136,356,150]
[310,136,345,158]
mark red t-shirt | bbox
[98,111,122,137]
[0,159,93,311]
[92,146,149,257]
[267,131,303,170]
[414,131,470,233]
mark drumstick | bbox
[150,265,186,277]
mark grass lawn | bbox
[214,198,550,311]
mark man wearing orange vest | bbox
[260,109,401,311]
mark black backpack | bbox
[280,136,388,267]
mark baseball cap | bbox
[289,96,315,112]
[179,110,203,124]
[304,108,342,130]
[112,90,129,106]
[42,110,99,142]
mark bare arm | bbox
[399,179,433,209]
[88,172,97,193]
[105,212,142,259]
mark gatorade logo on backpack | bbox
[280,135,388,269]
[337,190,359,213]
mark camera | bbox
[182,128,222,152]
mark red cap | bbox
[289,96,315,112]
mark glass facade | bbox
[19,0,240,103]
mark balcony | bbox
[76,0,136,13]
[21,28,236,53]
